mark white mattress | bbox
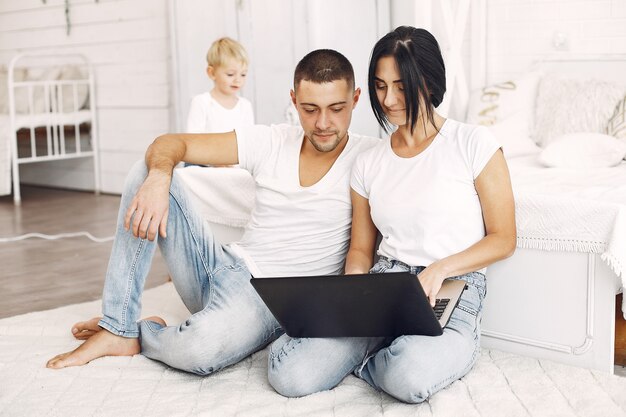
[504,156,626,294]
[508,155,626,204]
[2,282,626,417]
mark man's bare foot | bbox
[46,329,140,369]
[71,317,103,340]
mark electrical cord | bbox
[0,231,114,243]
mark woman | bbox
[268,26,516,403]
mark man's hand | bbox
[123,171,171,241]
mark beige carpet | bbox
[1,282,625,417]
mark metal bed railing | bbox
[7,53,100,204]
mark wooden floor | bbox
[0,186,169,318]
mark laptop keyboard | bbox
[433,298,450,319]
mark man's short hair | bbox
[206,37,248,68]
[294,49,355,91]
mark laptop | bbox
[250,272,466,338]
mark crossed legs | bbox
[47,161,281,372]
[267,277,484,403]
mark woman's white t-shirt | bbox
[230,124,379,277]
[350,119,501,269]
[186,92,254,133]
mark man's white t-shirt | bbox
[186,92,254,133]
[229,124,379,277]
[351,119,501,270]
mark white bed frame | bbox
[7,53,100,204]
[482,250,620,373]
[479,55,626,374]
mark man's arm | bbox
[124,131,239,241]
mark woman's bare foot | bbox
[46,329,140,369]
[71,317,103,340]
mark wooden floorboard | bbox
[0,186,169,318]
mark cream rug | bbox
[1,283,625,417]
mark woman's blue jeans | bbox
[268,257,486,403]
[97,160,282,375]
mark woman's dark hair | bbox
[368,26,446,134]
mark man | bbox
[46,49,380,375]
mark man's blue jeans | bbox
[97,160,282,375]
[268,257,486,403]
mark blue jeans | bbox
[97,160,282,375]
[268,257,486,403]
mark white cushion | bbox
[466,71,541,128]
[607,95,626,145]
[0,65,88,115]
[488,112,541,159]
[534,73,625,147]
[539,132,626,168]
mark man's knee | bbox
[140,321,226,376]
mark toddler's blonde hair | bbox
[206,37,248,68]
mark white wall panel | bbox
[485,0,626,83]
[171,0,389,138]
[1,0,171,194]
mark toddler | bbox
[186,37,254,134]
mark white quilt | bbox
[1,283,625,417]
[508,157,626,288]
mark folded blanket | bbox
[176,166,255,228]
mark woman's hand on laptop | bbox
[417,264,447,307]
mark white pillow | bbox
[539,133,626,168]
[57,65,89,112]
[0,66,27,114]
[488,112,541,158]
[607,95,626,144]
[466,71,541,127]
[534,73,626,147]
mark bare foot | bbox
[46,329,140,369]
[72,317,103,340]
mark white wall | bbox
[485,0,626,83]
[171,0,390,138]
[389,0,626,116]
[0,0,171,193]
[389,0,476,120]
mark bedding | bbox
[608,95,626,144]
[538,133,626,168]
[533,73,625,147]
[487,112,542,158]
[465,71,541,128]
[507,156,626,315]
